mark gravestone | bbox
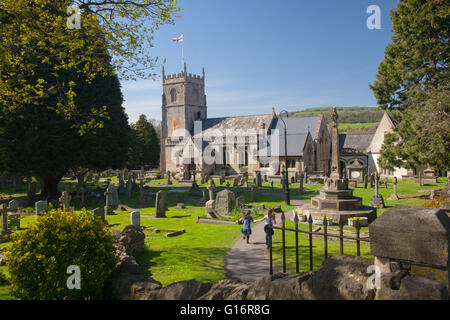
[155,190,166,218]
[138,179,145,204]
[200,174,205,184]
[104,187,114,215]
[130,211,140,227]
[59,191,72,211]
[108,185,120,209]
[383,177,388,189]
[251,187,258,202]
[27,181,37,203]
[370,174,385,208]
[207,179,215,201]
[8,199,19,213]
[215,189,235,214]
[81,181,87,207]
[0,204,9,236]
[299,173,304,194]
[205,200,216,217]
[226,181,230,188]
[232,177,239,187]
[119,176,125,194]
[166,171,172,185]
[255,171,262,188]
[92,207,105,223]
[363,174,368,189]
[125,179,133,199]
[236,196,245,209]
[219,175,225,185]
[35,200,48,216]
[201,190,207,203]
[271,181,274,191]
[388,177,399,201]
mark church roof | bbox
[198,114,274,136]
[339,134,373,152]
[272,116,321,157]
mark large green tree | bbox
[0,3,130,199]
[370,0,449,171]
[128,114,160,169]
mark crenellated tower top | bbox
[162,63,205,84]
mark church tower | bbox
[160,63,207,173]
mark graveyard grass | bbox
[0,176,447,299]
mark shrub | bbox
[4,208,117,300]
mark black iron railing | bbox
[268,212,370,274]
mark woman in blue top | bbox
[240,210,254,244]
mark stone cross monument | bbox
[330,107,341,180]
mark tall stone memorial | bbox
[301,108,376,224]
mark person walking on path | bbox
[255,208,277,248]
[239,210,254,244]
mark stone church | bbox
[160,64,331,180]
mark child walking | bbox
[240,210,254,244]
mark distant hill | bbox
[289,107,383,134]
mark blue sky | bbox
[121,0,398,123]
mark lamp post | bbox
[279,110,290,205]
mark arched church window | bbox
[170,88,177,103]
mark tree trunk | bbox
[41,176,62,201]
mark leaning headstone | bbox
[8,199,19,213]
[130,211,140,227]
[35,200,48,216]
[205,200,216,218]
[155,190,166,218]
[215,189,235,214]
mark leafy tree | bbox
[0,0,179,131]
[128,114,160,168]
[0,17,130,199]
[370,0,449,171]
